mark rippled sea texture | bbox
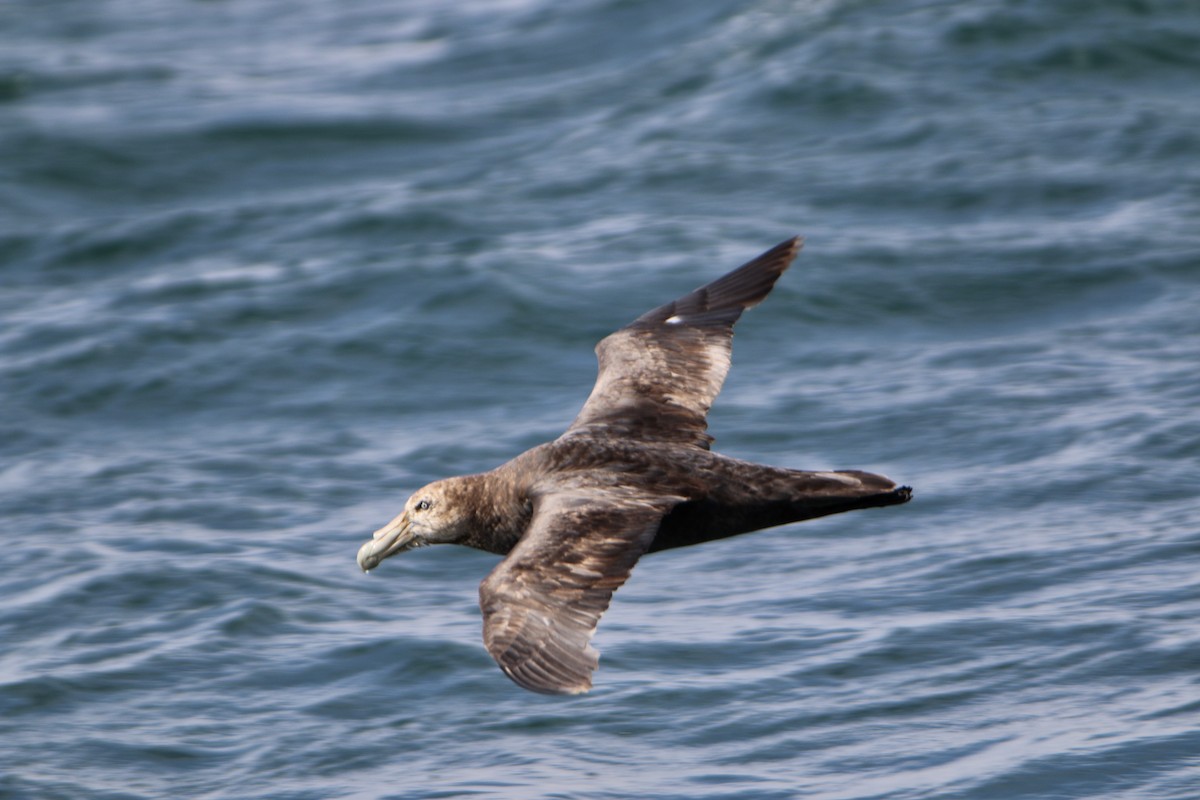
[3,1,1200,798]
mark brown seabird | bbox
[356,237,912,695]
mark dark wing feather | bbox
[479,484,680,695]
[565,237,802,449]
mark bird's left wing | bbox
[479,483,681,695]
[565,237,802,449]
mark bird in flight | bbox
[357,237,911,694]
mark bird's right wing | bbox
[479,483,681,695]
[564,237,802,450]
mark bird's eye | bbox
[416,500,431,511]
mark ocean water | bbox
[2,0,1199,797]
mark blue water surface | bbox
[2,1,1199,798]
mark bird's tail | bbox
[650,465,911,552]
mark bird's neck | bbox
[456,469,534,555]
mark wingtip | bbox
[777,235,804,261]
[759,235,803,264]
[757,235,804,278]
[500,664,593,696]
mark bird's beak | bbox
[357,512,415,572]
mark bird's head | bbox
[356,477,473,571]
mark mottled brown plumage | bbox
[356,237,912,694]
